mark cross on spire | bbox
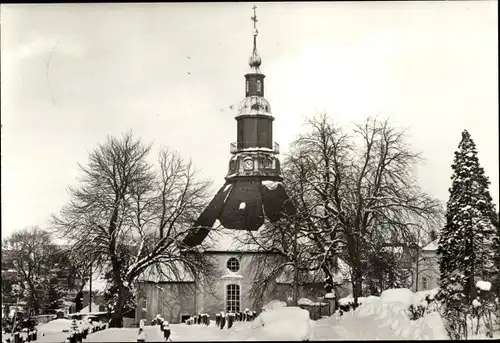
[251,5,258,30]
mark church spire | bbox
[249,5,262,71]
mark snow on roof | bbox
[325,293,335,299]
[203,226,263,252]
[78,303,100,313]
[422,239,439,251]
[298,298,315,306]
[262,180,281,190]
[476,280,492,291]
[334,258,352,282]
[138,261,195,283]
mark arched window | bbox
[226,284,240,312]
[246,81,249,93]
[256,80,262,92]
[227,257,240,272]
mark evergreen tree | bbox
[438,130,498,307]
[492,212,500,298]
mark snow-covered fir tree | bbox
[438,130,498,306]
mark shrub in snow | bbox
[406,288,440,321]
[469,284,499,338]
[407,303,427,321]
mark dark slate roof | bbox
[183,179,296,248]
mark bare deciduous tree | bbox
[285,114,443,306]
[51,131,218,327]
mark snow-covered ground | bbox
[3,288,497,342]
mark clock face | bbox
[244,159,254,170]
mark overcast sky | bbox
[1,1,498,239]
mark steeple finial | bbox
[249,5,262,69]
[251,5,258,32]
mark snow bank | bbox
[338,294,378,307]
[317,288,448,340]
[262,300,287,311]
[379,288,415,306]
[338,295,353,306]
[247,307,313,341]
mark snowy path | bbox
[84,327,164,342]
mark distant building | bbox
[412,239,440,291]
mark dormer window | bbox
[256,80,262,93]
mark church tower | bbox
[183,6,295,249]
[227,6,282,182]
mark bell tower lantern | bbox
[227,5,282,181]
[182,6,296,248]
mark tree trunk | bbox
[109,286,129,328]
[293,264,300,306]
[415,255,419,292]
[352,241,363,308]
[352,265,363,308]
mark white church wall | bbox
[137,282,196,324]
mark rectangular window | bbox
[422,277,428,290]
[226,284,240,313]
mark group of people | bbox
[214,309,256,330]
[137,315,171,342]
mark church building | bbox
[135,8,351,324]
